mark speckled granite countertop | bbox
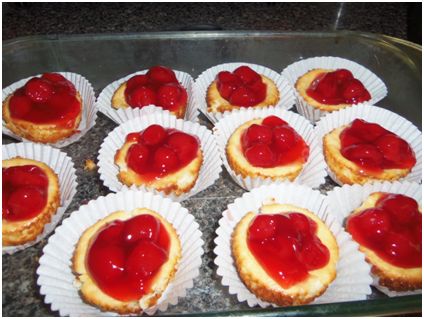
[2,3,421,317]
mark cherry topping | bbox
[124,124,199,180]
[2,165,49,222]
[240,116,309,168]
[9,95,32,118]
[146,66,178,84]
[216,66,266,106]
[126,86,157,107]
[126,75,149,91]
[346,193,421,268]
[247,213,330,288]
[306,69,371,105]
[339,119,416,173]
[233,65,261,85]
[157,83,188,111]
[86,214,170,301]
[140,124,167,146]
[166,131,199,164]
[245,144,275,168]
[24,78,54,103]
[126,144,150,175]
[153,146,179,173]
[123,214,160,244]
[41,73,67,83]
[242,124,273,148]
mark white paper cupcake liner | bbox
[214,183,373,308]
[97,112,222,202]
[2,72,97,148]
[36,190,204,316]
[314,103,422,186]
[281,56,388,123]
[327,180,422,297]
[96,69,198,123]
[193,62,296,123]
[2,142,78,254]
[213,106,327,190]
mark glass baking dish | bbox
[2,31,422,316]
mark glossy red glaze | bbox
[241,116,309,168]
[86,214,171,302]
[216,66,266,107]
[2,165,49,221]
[8,73,81,128]
[346,193,421,268]
[306,69,371,105]
[123,66,187,111]
[123,124,200,181]
[340,119,416,173]
[247,213,330,288]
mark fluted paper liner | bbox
[327,181,422,297]
[213,107,327,190]
[281,56,388,123]
[97,112,222,202]
[214,183,373,308]
[97,69,198,123]
[36,190,204,316]
[193,62,296,123]
[314,103,422,185]
[2,142,78,254]
[2,72,97,148]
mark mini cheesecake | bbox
[232,203,338,305]
[112,66,188,119]
[2,157,60,246]
[3,73,82,143]
[323,119,416,185]
[346,192,421,292]
[227,115,309,181]
[207,66,279,113]
[115,124,203,196]
[73,208,181,314]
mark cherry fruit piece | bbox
[166,132,199,164]
[125,240,168,278]
[272,125,297,151]
[153,146,179,173]
[157,83,187,111]
[87,243,125,283]
[126,75,149,91]
[229,86,257,106]
[146,66,178,84]
[140,124,167,146]
[95,221,125,244]
[123,214,160,244]
[248,215,278,242]
[127,144,150,174]
[244,143,275,167]
[262,115,288,127]
[233,66,261,85]
[9,95,32,118]
[242,124,273,148]
[7,186,46,218]
[342,144,383,169]
[126,86,156,107]
[375,134,414,166]
[334,69,354,80]
[377,194,419,225]
[25,78,54,103]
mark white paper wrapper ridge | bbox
[36,190,204,316]
[327,180,422,296]
[96,69,198,123]
[2,142,78,254]
[2,72,97,148]
[213,107,327,190]
[97,112,222,202]
[281,56,388,123]
[314,103,422,185]
[214,183,373,308]
[193,62,296,123]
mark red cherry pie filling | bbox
[3,73,82,143]
[296,68,371,112]
[111,66,188,118]
[114,124,203,195]
[2,157,60,246]
[323,119,416,185]
[206,65,280,113]
[227,115,309,181]
[346,192,421,291]
[232,203,338,305]
[73,208,181,314]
